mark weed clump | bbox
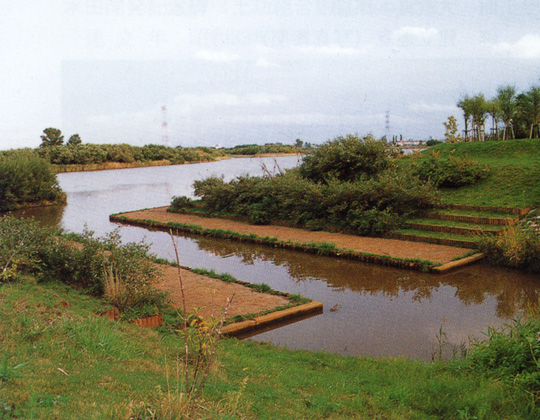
[412,150,489,188]
[478,224,540,273]
[465,314,540,394]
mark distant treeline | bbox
[35,143,222,166]
[222,143,308,155]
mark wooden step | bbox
[406,222,501,236]
[387,230,479,249]
[423,212,518,226]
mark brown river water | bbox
[15,156,540,361]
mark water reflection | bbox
[10,204,66,227]
[192,234,540,318]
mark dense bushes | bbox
[180,166,438,235]
[35,143,217,166]
[171,135,439,235]
[478,224,540,273]
[413,151,489,188]
[466,314,540,393]
[0,151,65,210]
[0,215,167,319]
[298,134,396,182]
[224,143,302,155]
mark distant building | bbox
[396,139,425,147]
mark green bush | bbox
[298,134,396,182]
[8,221,169,317]
[187,168,438,235]
[413,151,489,188]
[101,229,166,317]
[0,150,65,210]
[0,215,49,282]
[170,196,196,212]
[466,314,540,393]
[478,224,540,273]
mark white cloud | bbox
[229,113,364,125]
[393,26,438,39]
[295,44,369,56]
[409,102,458,113]
[171,93,286,112]
[246,94,286,105]
[492,34,540,59]
[195,50,241,62]
[255,57,278,67]
[177,93,241,108]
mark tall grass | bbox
[479,224,540,273]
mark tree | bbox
[40,128,64,147]
[486,99,502,140]
[67,133,82,146]
[496,85,517,140]
[519,86,540,139]
[469,94,488,141]
[298,134,395,183]
[443,115,461,143]
[457,96,473,141]
[294,138,304,148]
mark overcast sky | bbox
[1,0,539,150]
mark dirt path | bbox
[156,265,290,318]
[121,207,471,264]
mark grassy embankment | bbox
[404,138,540,208]
[2,277,538,420]
[389,139,540,248]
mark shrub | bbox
[466,314,540,393]
[185,167,438,235]
[478,224,540,273]
[102,229,166,317]
[0,215,48,282]
[298,134,396,182]
[0,151,65,210]
[413,151,489,188]
[170,196,196,212]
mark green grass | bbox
[406,138,540,207]
[428,208,518,219]
[392,228,481,245]
[407,217,506,231]
[1,277,538,419]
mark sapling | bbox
[169,230,234,414]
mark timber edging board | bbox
[431,253,486,273]
[424,213,519,226]
[221,301,324,336]
[443,204,530,216]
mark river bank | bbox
[52,153,302,173]
[110,206,480,272]
[1,277,536,419]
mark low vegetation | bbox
[406,138,540,208]
[478,211,540,273]
[0,215,168,320]
[0,150,65,211]
[222,143,306,155]
[1,273,539,419]
[171,135,439,236]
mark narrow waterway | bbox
[17,156,540,360]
